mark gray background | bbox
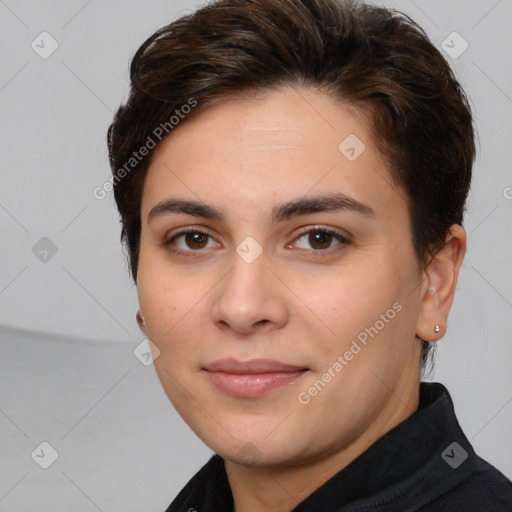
[0,0,511,510]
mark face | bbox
[137,86,425,467]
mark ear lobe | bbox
[136,310,147,334]
[415,224,466,342]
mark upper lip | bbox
[203,358,308,374]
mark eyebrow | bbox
[147,192,375,224]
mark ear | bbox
[136,309,147,335]
[416,224,466,342]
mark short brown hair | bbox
[107,0,475,370]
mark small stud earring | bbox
[434,324,440,333]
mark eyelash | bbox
[291,227,352,256]
[160,226,351,258]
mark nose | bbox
[211,249,289,335]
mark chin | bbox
[201,424,307,467]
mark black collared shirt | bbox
[164,382,512,511]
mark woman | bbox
[107,0,512,510]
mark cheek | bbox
[306,261,396,332]
[300,254,417,374]
[137,247,201,334]
[136,251,216,386]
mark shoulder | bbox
[417,455,512,511]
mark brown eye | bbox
[292,228,350,252]
[184,232,209,249]
[163,229,220,255]
[308,231,333,250]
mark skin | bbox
[136,86,466,512]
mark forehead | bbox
[141,86,403,221]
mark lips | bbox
[202,357,308,374]
[202,358,309,398]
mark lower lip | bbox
[204,370,307,398]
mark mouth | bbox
[202,358,309,398]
